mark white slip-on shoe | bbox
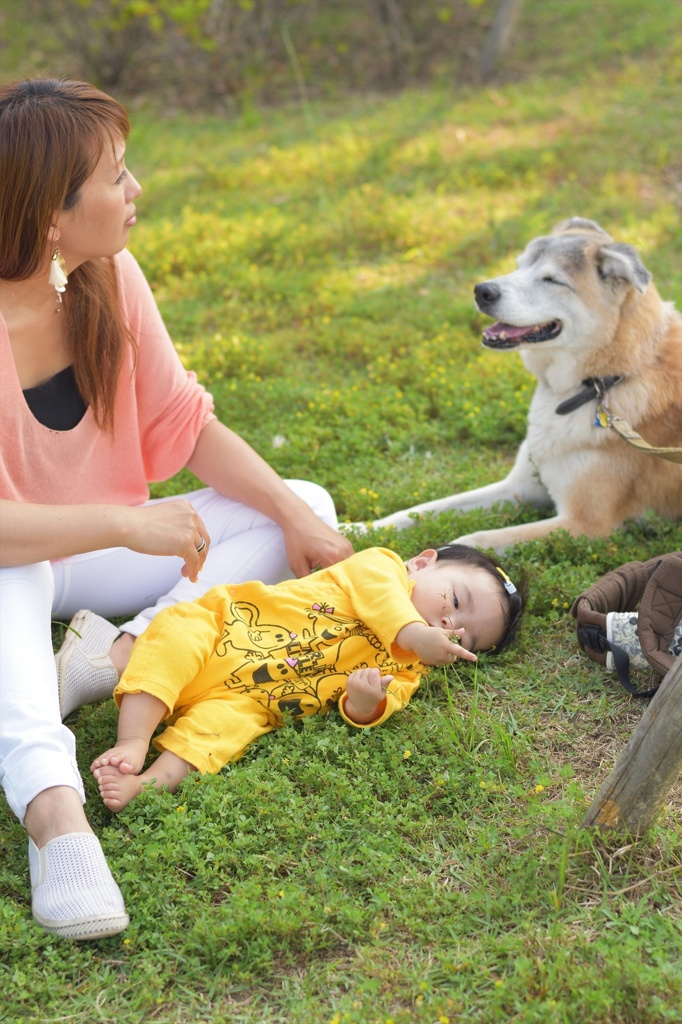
[55,610,120,719]
[29,832,129,940]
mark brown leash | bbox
[596,403,682,465]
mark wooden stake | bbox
[582,656,682,832]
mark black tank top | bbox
[23,364,87,430]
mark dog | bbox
[363,217,682,551]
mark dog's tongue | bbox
[483,322,532,340]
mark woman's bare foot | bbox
[94,764,145,812]
[91,736,148,776]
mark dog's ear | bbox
[553,217,609,237]
[596,242,652,293]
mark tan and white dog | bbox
[365,217,682,551]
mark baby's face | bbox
[407,552,507,653]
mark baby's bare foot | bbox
[90,737,148,776]
[94,763,144,812]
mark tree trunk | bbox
[479,0,525,82]
[582,656,682,833]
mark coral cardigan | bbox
[0,249,214,506]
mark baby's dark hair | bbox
[433,543,525,655]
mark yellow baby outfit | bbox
[115,548,427,774]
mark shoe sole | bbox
[33,907,130,941]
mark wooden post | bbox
[582,656,682,832]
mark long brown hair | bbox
[0,78,133,430]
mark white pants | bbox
[0,481,337,822]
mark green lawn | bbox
[2,1,681,1021]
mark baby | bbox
[91,544,523,810]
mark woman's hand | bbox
[0,498,209,574]
[344,667,393,724]
[395,622,477,665]
[186,419,354,577]
[122,500,209,583]
[0,493,206,569]
[282,510,354,578]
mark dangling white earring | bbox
[49,247,68,312]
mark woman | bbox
[0,78,353,941]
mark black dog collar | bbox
[555,376,623,416]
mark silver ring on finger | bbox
[196,537,207,553]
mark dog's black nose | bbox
[474,282,501,306]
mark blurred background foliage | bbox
[0,0,644,111]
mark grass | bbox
[2,1,682,1021]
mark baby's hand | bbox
[344,667,394,723]
[396,622,477,665]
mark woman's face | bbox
[54,135,142,270]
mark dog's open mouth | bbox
[482,319,562,349]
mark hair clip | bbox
[496,567,517,595]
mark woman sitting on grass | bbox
[0,78,352,942]
[91,544,524,811]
